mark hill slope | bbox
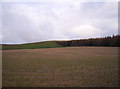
[2,35,120,50]
[2,41,62,50]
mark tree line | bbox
[56,35,120,47]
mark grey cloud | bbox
[2,2,118,44]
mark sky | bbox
[1,0,118,44]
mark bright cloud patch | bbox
[70,25,103,39]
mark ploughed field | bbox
[2,47,118,87]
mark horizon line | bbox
[1,34,119,45]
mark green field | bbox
[2,47,118,87]
[2,41,62,50]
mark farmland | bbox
[2,47,118,87]
[2,41,62,50]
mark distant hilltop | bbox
[2,35,120,50]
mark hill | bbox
[2,35,120,50]
[2,41,62,50]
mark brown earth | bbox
[2,47,118,87]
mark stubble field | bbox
[2,47,118,87]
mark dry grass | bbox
[2,47,118,87]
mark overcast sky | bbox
[1,1,118,44]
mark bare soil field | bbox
[2,47,118,87]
